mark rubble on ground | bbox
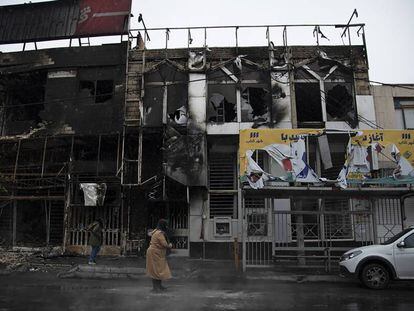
[0,247,67,272]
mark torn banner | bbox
[337,130,414,188]
[80,183,107,206]
[240,129,323,189]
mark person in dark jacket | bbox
[87,218,103,265]
[146,219,172,292]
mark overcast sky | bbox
[1,0,414,84]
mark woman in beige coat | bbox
[146,219,172,292]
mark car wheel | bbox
[361,263,390,289]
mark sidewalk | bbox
[55,256,351,284]
[1,249,351,283]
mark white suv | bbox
[339,226,414,289]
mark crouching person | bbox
[146,219,172,292]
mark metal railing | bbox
[243,207,376,270]
[129,21,366,50]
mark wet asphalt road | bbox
[1,273,414,311]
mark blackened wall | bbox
[0,43,127,136]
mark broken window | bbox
[144,62,188,127]
[295,82,323,125]
[325,83,354,121]
[1,71,46,135]
[79,80,113,103]
[143,85,164,126]
[207,84,237,122]
[167,84,188,126]
[240,58,271,123]
[294,59,356,127]
[207,62,239,123]
[241,85,270,122]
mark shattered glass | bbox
[241,86,270,122]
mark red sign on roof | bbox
[75,0,132,36]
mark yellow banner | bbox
[351,130,414,166]
[239,129,324,175]
[239,129,414,177]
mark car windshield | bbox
[381,228,414,245]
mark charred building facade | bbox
[1,2,413,269]
[0,43,127,254]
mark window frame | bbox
[394,98,414,130]
[294,64,356,124]
[79,79,114,104]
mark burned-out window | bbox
[79,80,113,104]
[207,63,237,123]
[240,62,270,123]
[143,85,164,126]
[167,84,188,126]
[241,85,271,122]
[325,83,353,121]
[295,83,323,124]
[144,62,188,127]
[294,60,356,127]
[207,85,237,122]
[1,71,46,135]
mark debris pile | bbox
[0,251,34,271]
[0,247,66,272]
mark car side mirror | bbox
[397,241,406,248]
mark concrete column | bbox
[188,73,206,133]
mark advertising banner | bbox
[75,0,132,36]
[240,129,414,189]
[0,0,132,44]
[239,129,324,188]
[338,130,414,187]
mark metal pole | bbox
[138,129,143,184]
[371,199,378,244]
[13,140,21,180]
[242,191,247,272]
[96,134,101,176]
[41,137,48,178]
[235,26,239,54]
[12,196,17,247]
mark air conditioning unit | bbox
[213,217,232,237]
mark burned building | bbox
[125,21,413,267]
[0,42,127,253]
[0,0,130,254]
[1,1,413,271]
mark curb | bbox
[56,264,351,283]
[58,265,146,279]
[246,274,352,283]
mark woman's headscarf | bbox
[156,219,168,232]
